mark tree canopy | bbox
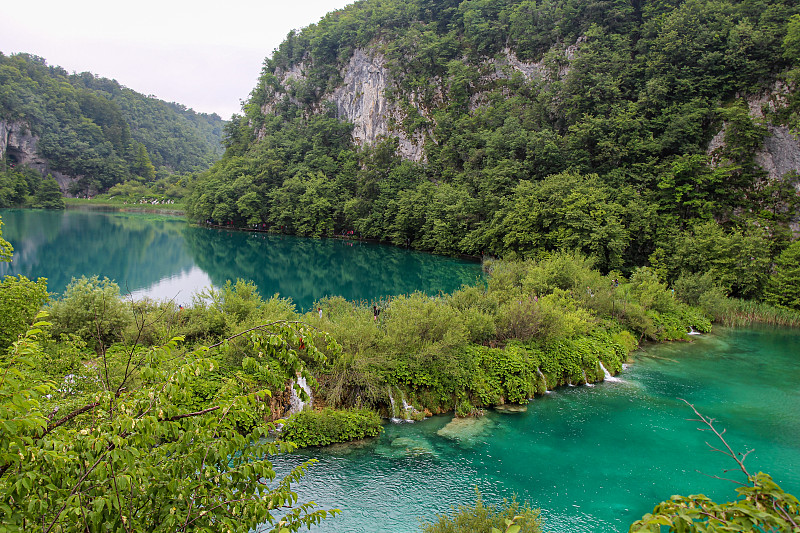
[187,0,800,300]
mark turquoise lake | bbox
[267,326,800,532]
[0,208,483,309]
[2,208,798,532]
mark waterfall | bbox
[388,387,414,422]
[688,326,701,335]
[388,388,402,422]
[599,362,622,383]
[536,368,551,394]
[386,387,420,423]
[583,369,595,387]
[289,376,313,414]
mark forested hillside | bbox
[0,53,225,202]
[187,0,800,301]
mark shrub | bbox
[280,407,383,447]
[421,492,542,533]
[48,276,132,351]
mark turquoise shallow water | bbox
[0,208,482,309]
[267,326,800,532]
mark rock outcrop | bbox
[708,82,800,186]
[259,38,588,163]
[1,120,73,192]
[328,49,425,161]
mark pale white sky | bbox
[1,0,356,119]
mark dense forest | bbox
[3,1,800,530]
[187,0,800,303]
[0,52,225,204]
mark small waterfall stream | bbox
[536,368,551,393]
[388,387,417,422]
[290,376,313,413]
[599,362,622,383]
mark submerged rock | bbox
[494,404,528,414]
[436,416,493,446]
[376,436,437,459]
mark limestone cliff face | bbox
[1,120,73,191]
[258,39,585,162]
[329,49,424,161]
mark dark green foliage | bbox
[31,176,65,208]
[763,240,800,310]
[186,0,800,289]
[0,166,65,209]
[280,407,383,447]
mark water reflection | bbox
[0,209,195,297]
[183,227,483,309]
[0,209,483,308]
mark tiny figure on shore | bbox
[318,307,323,319]
[373,305,381,321]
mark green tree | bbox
[763,240,800,310]
[32,175,65,209]
[0,275,49,352]
[784,13,800,62]
[131,142,156,181]
[0,217,12,262]
[0,318,340,532]
[47,276,133,352]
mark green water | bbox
[0,208,482,309]
[3,209,797,531]
[267,326,800,532]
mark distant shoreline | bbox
[64,198,185,217]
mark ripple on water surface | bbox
[264,327,800,533]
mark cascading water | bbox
[599,361,622,383]
[387,387,417,422]
[290,376,313,413]
[388,389,402,422]
[688,326,702,335]
[537,368,551,393]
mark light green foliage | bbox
[0,275,49,352]
[0,318,341,532]
[0,217,14,262]
[0,216,50,351]
[422,492,542,533]
[764,240,800,310]
[632,473,800,532]
[280,407,383,447]
[47,276,133,351]
[786,14,800,62]
[311,254,706,414]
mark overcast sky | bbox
[1,0,355,119]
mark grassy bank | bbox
[64,197,186,216]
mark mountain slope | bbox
[0,52,225,197]
[187,0,800,298]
